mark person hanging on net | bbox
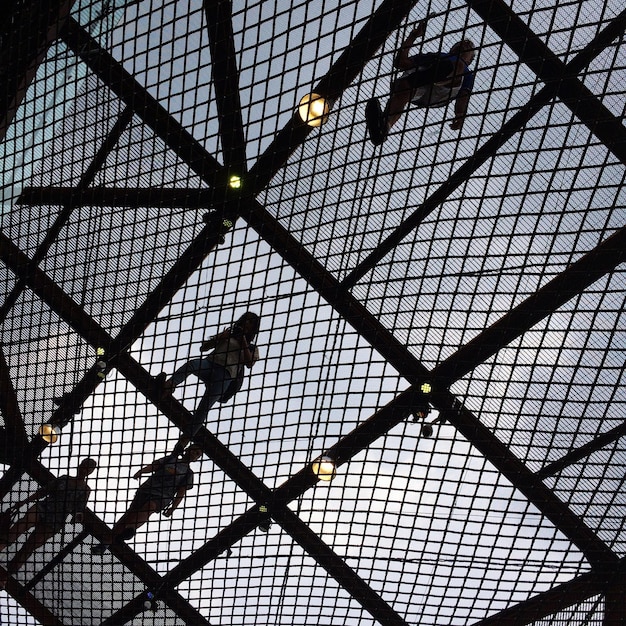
[160,311,260,453]
[92,444,202,554]
[366,19,475,145]
[0,458,97,587]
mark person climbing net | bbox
[366,18,476,145]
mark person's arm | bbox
[394,21,427,70]
[200,327,231,352]
[450,89,470,130]
[9,486,48,511]
[162,486,187,517]
[239,335,259,369]
[133,458,163,480]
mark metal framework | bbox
[0,0,624,624]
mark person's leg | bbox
[384,77,418,132]
[112,500,160,540]
[167,358,210,389]
[174,364,231,452]
[0,506,40,553]
[92,498,160,554]
[6,524,57,576]
[382,55,455,133]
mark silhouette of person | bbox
[366,20,475,145]
[162,312,260,452]
[92,444,202,554]
[0,458,97,586]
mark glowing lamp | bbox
[298,93,330,127]
[39,424,60,444]
[312,456,337,482]
[229,175,242,189]
[420,382,432,394]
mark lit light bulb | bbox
[39,424,60,444]
[298,93,330,127]
[312,456,337,481]
[420,382,432,394]
[229,175,242,189]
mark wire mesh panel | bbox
[0,0,624,624]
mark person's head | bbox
[450,39,475,65]
[77,458,97,478]
[233,311,260,342]
[184,444,203,463]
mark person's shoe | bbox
[365,98,387,146]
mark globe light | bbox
[298,93,330,127]
[229,175,242,189]
[311,456,337,482]
[420,382,432,394]
[39,424,60,444]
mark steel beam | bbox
[470,561,626,626]
[61,17,226,191]
[0,0,75,142]
[1,571,66,626]
[537,420,626,480]
[247,0,420,194]
[604,570,626,625]
[204,0,247,173]
[0,106,134,324]
[467,0,626,165]
[432,226,626,385]
[18,186,215,209]
[0,347,28,446]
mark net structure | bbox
[0,0,624,624]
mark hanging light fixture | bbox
[39,423,60,444]
[229,174,242,189]
[420,381,432,394]
[298,93,330,127]
[311,456,337,482]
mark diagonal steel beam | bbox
[0,106,134,324]
[247,0,420,194]
[432,226,626,385]
[1,570,66,626]
[0,0,75,142]
[0,347,29,446]
[467,0,626,165]
[604,569,626,626]
[536,420,626,480]
[0,231,410,626]
[470,559,626,626]
[341,7,626,289]
[61,17,227,192]
[204,0,247,173]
